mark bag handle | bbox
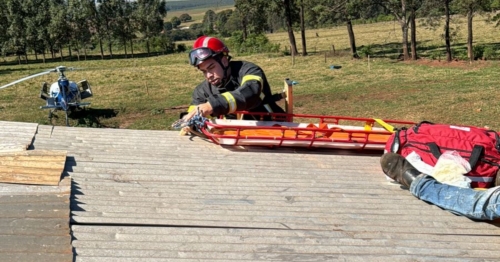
[390,129,402,152]
[428,142,484,169]
[413,121,434,133]
[485,130,500,153]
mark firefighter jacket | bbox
[189,60,284,119]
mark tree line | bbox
[230,0,500,62]
[1,0,500,64]
[1,0,168,63]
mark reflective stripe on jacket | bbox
[189,61,284,117]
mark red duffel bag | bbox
[385,121,500,188]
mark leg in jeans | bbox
[410,175,500,220]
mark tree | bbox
[112,0,136,58]
[235,0,269,40]
[215,9,234,36]
[408,0,421,60]
[453,0,492,61]
[377,0,411,60]
[171,16,181,28]
[164,21,173,31]
[189,23,202,30]
[0,0,8,57]
[23,0,47,61]
[134,0,167,56]
[46,0,72,60]
[310,0,362,59]
[493,0,500,26]
[68,0,94,60]
[86,0,107,59]
[297,0,307,56]
[281,0,299,56]
[95,0,119,58]
[179,13,192,22]
[444,0,453,62]
[202,10,217,34]
[223,9,243,34]
[5,0,28,63]
[268,0,298,56]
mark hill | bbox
[165,0,234,11]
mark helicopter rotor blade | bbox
[0,70,54,90]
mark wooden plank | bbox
[0,150,67,185]
[284,78,293,122]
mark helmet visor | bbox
[189,48,217,66]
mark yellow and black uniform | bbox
[188,61,284,119]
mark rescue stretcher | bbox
[200,113,415,150]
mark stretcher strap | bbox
[374,118,396,132]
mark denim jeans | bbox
[410,175,500,220]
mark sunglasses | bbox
[189,48,218,66]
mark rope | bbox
[171,108,208,130]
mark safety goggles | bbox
[189,48,217,66]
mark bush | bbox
[473,45,485,60]
[428,50,443,60]
[453,49,468,61]
[358,45,374,58]
[225,32,280,55]
[176,43,187,53]
[150,35,175,54]
[483,46,497,60]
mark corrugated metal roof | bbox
[0,121,71,262]
[3,121,500,261]
[0,120,37,152]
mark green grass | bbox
[1,14,500,131]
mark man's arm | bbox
[187,83,209,113]
[207,62,265,116]
[179,83,212,135]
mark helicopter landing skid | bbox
[43,98,71,126]
[47,108,70,127]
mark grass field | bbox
[1,14,500,131]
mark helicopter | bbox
[0,66,93,126]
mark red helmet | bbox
[189,36,229,66]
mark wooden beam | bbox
[284,79,294,122]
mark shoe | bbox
[380,153,421,188]
[495,169,500,187]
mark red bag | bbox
[385,121,500,188]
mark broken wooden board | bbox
[0,150,67,186]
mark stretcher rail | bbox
[201,112,416,150]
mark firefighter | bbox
[180,36,285,134]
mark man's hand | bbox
[179,102,213,136]
[182,102,213,122]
